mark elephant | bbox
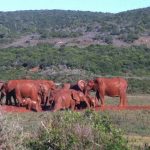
[22,98,38,111]
[49,89,90,112]
[82,77,128,107]
[62,80,87,91]
[0,81,18,105]
[49,89,75,112]
[62,81,95,108]
[15,81,42,111]
[37,81,56,108]
[0,79,55,106]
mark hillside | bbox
[0,44,149,93]
[0,7,150,48]
[0,8,150,94]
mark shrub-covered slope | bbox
[0,7,150,46]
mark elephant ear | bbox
[77,80,86,92]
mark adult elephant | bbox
[81,77,128,107]
[1,80,18,105]
[36,80,56,107]
[1,79,55,106]
[49,89,90,112]
[15,82,42,111]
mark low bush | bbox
[26,110,129,150]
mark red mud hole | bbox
[0,105,150,113]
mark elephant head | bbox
[71,90,90,108]
[38,83,50,106]
[22,98,38,111]
[77,79,97,95]
[84,79,100,96]
[71,91,83,104]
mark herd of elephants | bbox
[0,77,128,112]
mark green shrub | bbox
[26,110,129,150]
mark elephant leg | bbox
[52,98,62,112]
[97,88,105,107]
[100,96,105,107]
[44,97,48,108]
[35,102,41,112]
[118,96,123,107]
[70,100,75,111]
[94,97,99,107]
[121,90,128,106]
[37,96,42,111]
[0,93,5,105]
[123,94,128,106]
[6,94,11,105]
[12,94,17,106]
[16,94,23,107]
[95,91,101,106]
[91,98,96,108]
[118,89,126,107]
[53,104,60,112]
[27,101,32,110]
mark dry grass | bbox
[98,95,150,149]
[105,95,150,106]
[125,135,150,150]
[0,95,150,149]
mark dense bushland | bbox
[0,44,149,93]
[0,7,150,44]
[0,44,149,76]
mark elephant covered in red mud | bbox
[62,81,95,108]
[49,89,90,112]
[15,82,43,111]
[0,80,18,105]
[22,98,38,111]
[0,79,55,106]
[79,77,128,107]
[38,80,56,107]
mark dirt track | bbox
[0,105,150,113]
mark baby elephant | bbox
[50,89,90,112]
[22,98,38,112]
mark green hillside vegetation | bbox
[0,44,149,93]
[0,44,149,75]
[0,7,150,44]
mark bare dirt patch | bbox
[0,104,150,113]
[0,105,30,113]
